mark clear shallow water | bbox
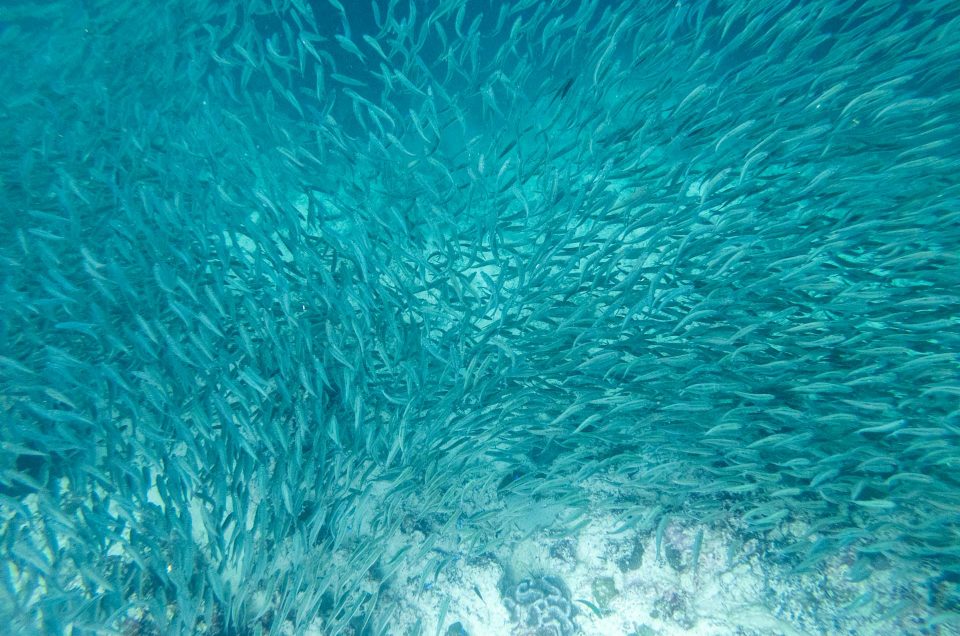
[1,1,958,634]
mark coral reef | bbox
[503,576,579,636]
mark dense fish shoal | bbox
[0,0,958,633]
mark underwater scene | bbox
[1,0,959,634]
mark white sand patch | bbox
[365,504,929,636]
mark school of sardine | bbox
[1,0,958,633]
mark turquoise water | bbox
[1,1,958,634]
